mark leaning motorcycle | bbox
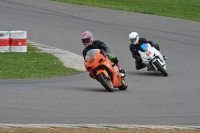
[84,49,128,92]
[138,43,168,76]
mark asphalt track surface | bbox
[0,0,200,126]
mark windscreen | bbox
[140,43,149,51]
[86,49,99,59]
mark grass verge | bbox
[0,45,82,79]
[52,0,200,22]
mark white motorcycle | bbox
[138,43,168,76]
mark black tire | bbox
[97,73,114,92]
[153,60,168,76]
[118,77,128,90]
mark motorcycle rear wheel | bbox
[97,73,114,92]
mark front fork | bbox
[151,58,165,70]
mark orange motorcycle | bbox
[84,49,128,92]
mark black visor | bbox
[130,38,136,42]
[82,38,90,43]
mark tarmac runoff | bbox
[10,41,198,130]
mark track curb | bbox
[0,124,200,129]
[28,40,86,71]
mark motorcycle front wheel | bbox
[118,77,128,90]
[153,60,168,76]
[97,73,114,92]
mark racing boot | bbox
[119,67,126,73]
[116,63,126,73]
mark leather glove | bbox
[100,49,106,55]
[104,52,109,57]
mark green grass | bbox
[0,45,82,79]
[52,0,200,22]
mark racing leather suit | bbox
[83,40,119,64]
[129,38,160,70]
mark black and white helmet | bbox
[129,32,139,45]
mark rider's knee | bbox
[111,57,119,64]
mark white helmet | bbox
[129,32,139,45]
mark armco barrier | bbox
[0,31,10,52]
[10,31,27,52]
